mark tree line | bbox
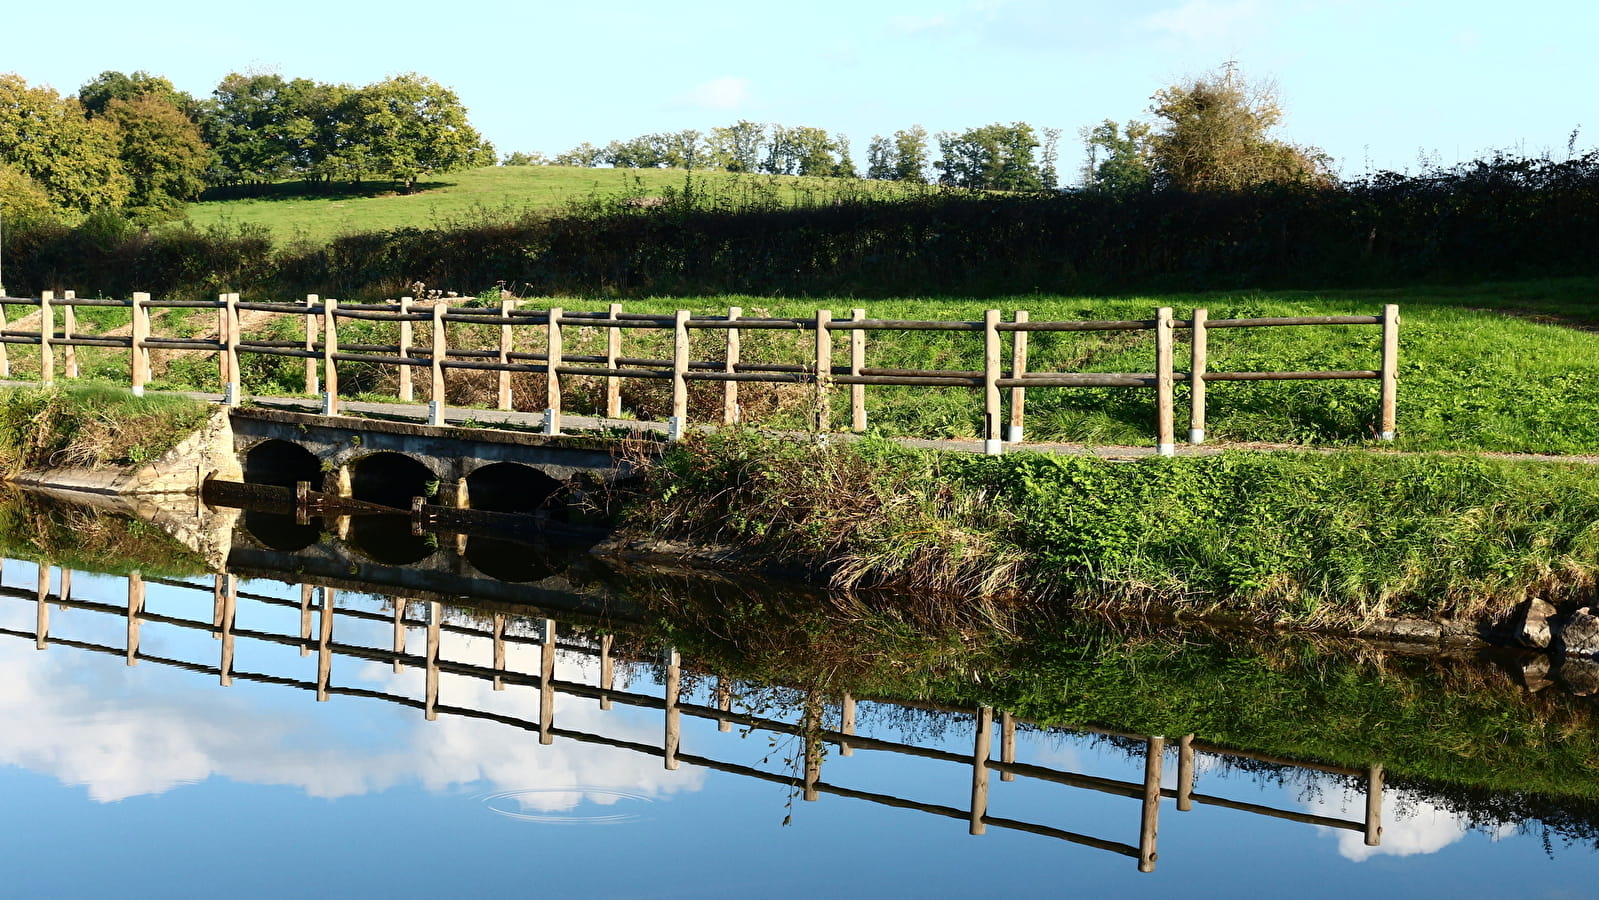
[0,69,494,225]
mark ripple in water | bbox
[480,788,655,825]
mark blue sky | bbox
[7,0,1595,180]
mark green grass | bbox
[0,384,210,474]
[181,166,926,245]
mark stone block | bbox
[1557,607,1599,659]
[1515,598,1557,649]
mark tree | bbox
[762,125,851,177]
[1081,119,1154,193]
[891,126,930,183]
[79,70,197,119]
[100,94,211,220]
[934,122,1044,191]
[201,72,296,184]
[0,74,130,217]
[1147,62,1330,191]
[708,120,763,172]
[339,74,494,190]
[554,142,604,167]
[501,151,548,166]
[0,163,55,225]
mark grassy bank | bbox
[0,384,209,475]
[623,430,1599,624]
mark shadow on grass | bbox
[199,180,455,202]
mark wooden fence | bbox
[3,562,1385,872]
[0,291,1400,453]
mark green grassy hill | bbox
[181,166,923,244]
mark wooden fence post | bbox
[498,297,515,411]
[35,563,49,649]
[131,292,150,395]
[1139,735,1166,872]
[850,308,867,433]
[396,296,413,401]
[813,309,832,434]
[1189,309,1208,444]
[298,583,313,656]
[1000,711,1016,781]
[840,692,856,755]
[1365,763,1385,846]
[1008,311,1028,443]
[0,297,10,378]
[303,295,320,395]
[539,619,556,744]
[429,302,446,425]
[61,291,76,379]
[322,297,339,415]
[491,613,506,690]
[317,588,335,702]
[1155,307,1175,456]
[1379,304,1399,441]
[670,310,689,440]
[224,292,242,405]
[545,306,562,434]
[803,693,822,802]
[423,600,440,719]
[970,706,993,835]
[605,302,622,419]
[126,571,144,667]
[1177,733,1195,811]
[39,290,54,385]
[984,309,1002,454]
[599,633,614,711]
[219,574,237,686]
[394,599,409,674]
[664,647,681,768]
[723,306,741,425]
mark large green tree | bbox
[708,120,764,172]
[0,74,129,217]
[339,74,494,189]
[934,122,1044,191]
[101,94,211,219]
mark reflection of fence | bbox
[1,562,1384,871]
[0,292,1399,451]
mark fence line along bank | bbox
[0,291,1400,454]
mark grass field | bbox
[180,166,924,244]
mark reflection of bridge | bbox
[2,562,1384,872]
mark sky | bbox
[5,0,1597,181]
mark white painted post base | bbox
[319,392,334,415]
[984,439,1004,456]
[1005,425,1024,444]
[427,401,443,426]
[223,382,241,407]
[667,416,684,441]
[1188,428,1205,444]
[1380,431,1396,441]
[131,385,145,397]
[542,409,558,436]
[1157,443,1176,458]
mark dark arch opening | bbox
[465,535,557,583]
[244,440,322,488]
[347,452,438,509]
[345,517,436,566]
[464,462,564,514]
[240,511,323,552]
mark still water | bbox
[0,498,1596,898]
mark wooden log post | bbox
[1008,311,1029,443]
[1139,735,1166,873]
[1177,733,1195,811]
[850,308,867,432]
[715,677,732,732]
[39,290,54,385]
[131,292,151,395]
[219,574,237,686]
[429,302,446,425]
[544,306,563,434]
[61,291,77,379]
[1379,304,1400,441]
[126,571,144,667]
[498,297,515,411]
[35,564,49,649]
[604,303,623,419]
[983,309,1002,454]
[299,583,313,657]
[224,292,242,405]
[396,296,413,401]
[664,648,681,769]
[0,296,10,378]
[393,599,409,674]
[670,310,689,440]
[317,588,335,702]
[491,613,506,690]
[970,706,994,835]
[322,298,339,415]
[813,309,833,434]
[1155,307,1175,457]
[1000,711,1016,782]
[304,295,320,395]
[840,692,856,756]
[600,633,614,711]
[424,601,440,720]
[211,573,224,638]
[539,619,556,744]
[1365,763,1385,846]
[1188,309,1209,444]
[802,693,822,802]
[723,306,741,425]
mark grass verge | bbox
[0,383,211,475]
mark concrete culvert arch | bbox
[464,462,564,514]
[244,440,323,488]
[347,452,440,509]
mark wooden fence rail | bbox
[3,562,1385,871]
[0,292,1400,453]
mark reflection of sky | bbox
[4,561,1599,898]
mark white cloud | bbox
[685,77,751,110]
[1143,0,1262,42]
[1302,784,1514,862]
